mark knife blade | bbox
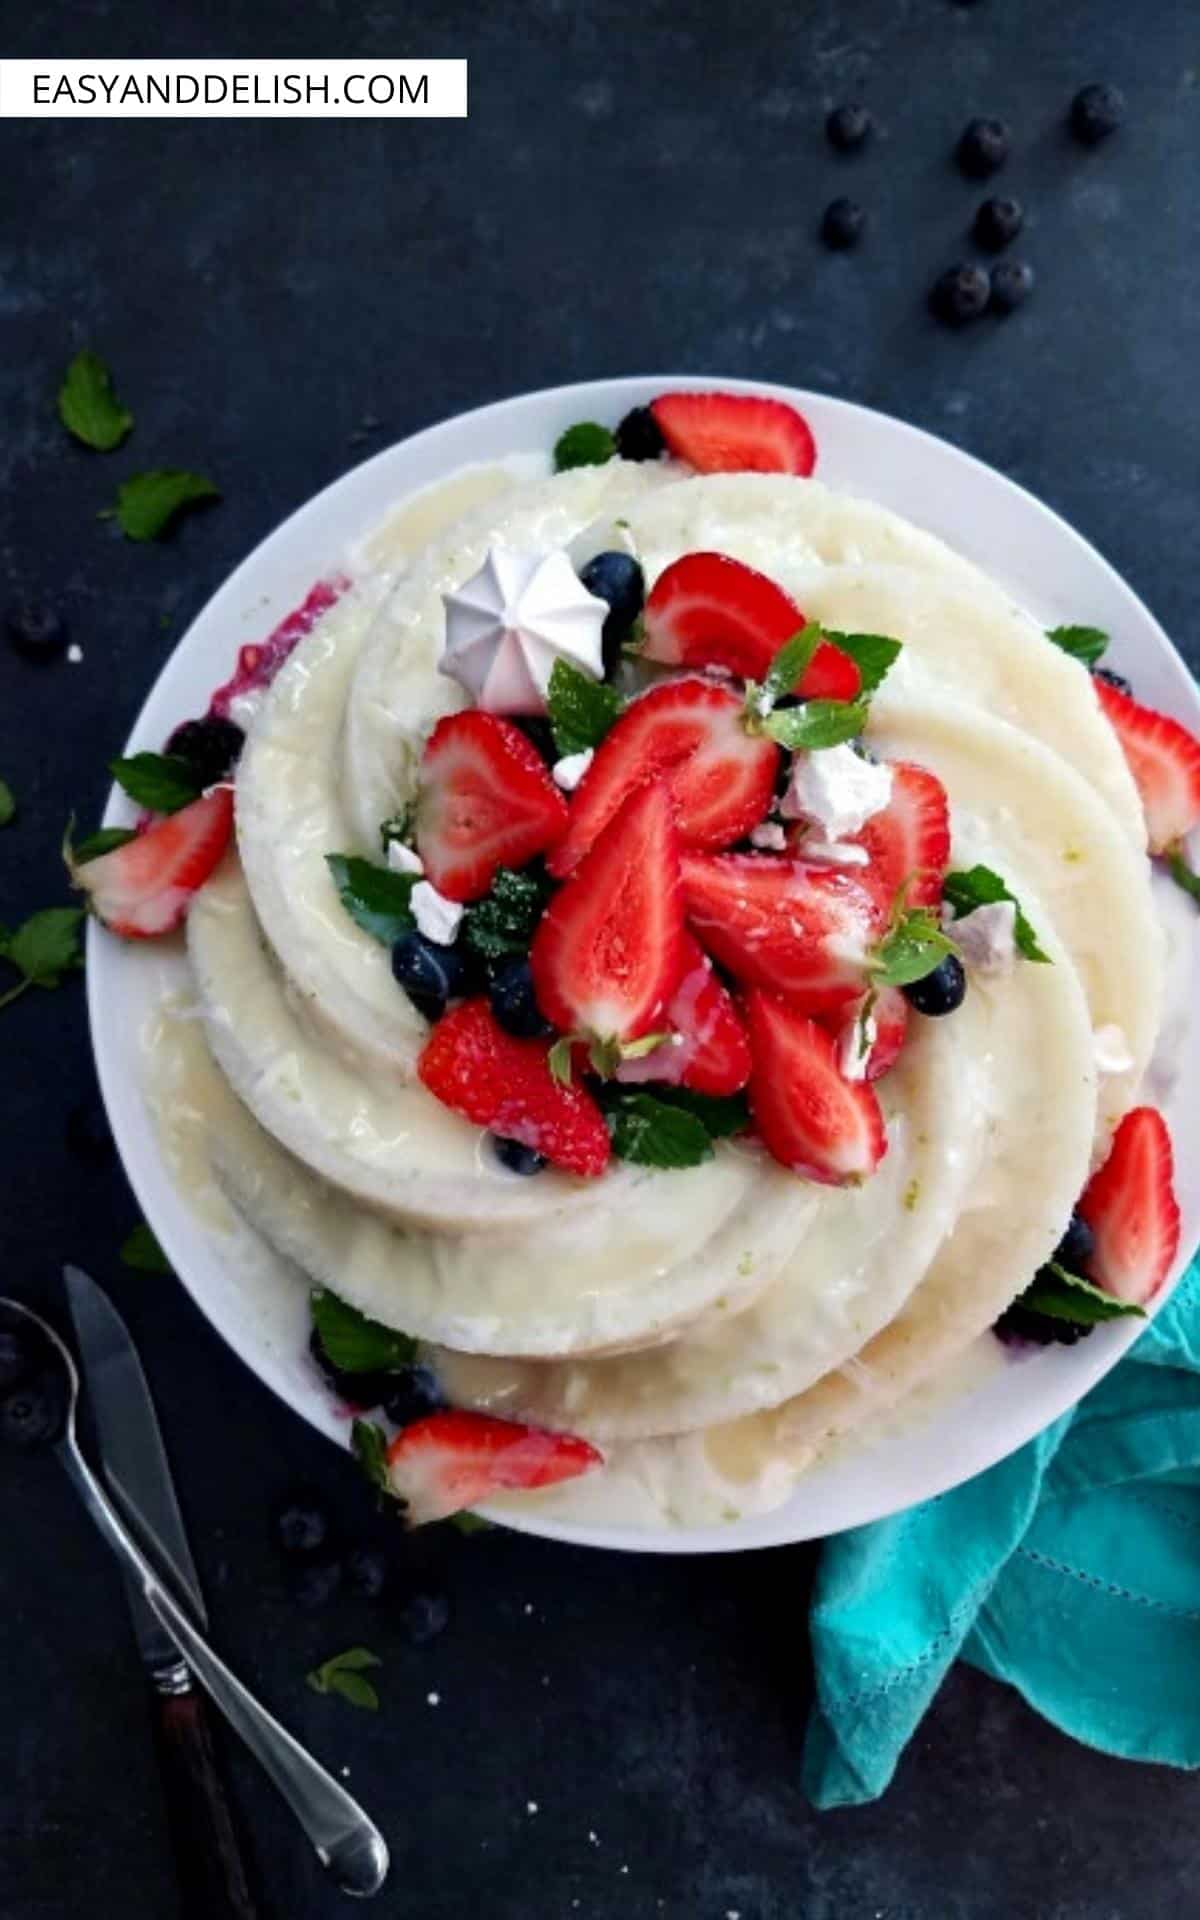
[64,1264,207,1672]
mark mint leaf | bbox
[58,350,133,451]
[763,698,870,752]
[548,1036,574,1086]
[822,630,903,696]
[0,781,14,828]
[554,422,616,472]
[1047,624,1108,667]
[1018,1262,1144,1325]
[461,866,553,962]
[109,752,201,815]
[943,864,1050,964]
[326,854,417,946]
[447,1510,493,1534]
[306,1646,382,1711]
[351,1419,390,1492]
[871,906,958,988]
[1166,848,1200,907]
[121,1222,170,1273]
[311,1288,416,1373]
[546,658,622,756]
[0,907,86,1008]
[647,1087,751,1138]
[72,825,137,865]
[112,469,219,541]
[762,629,820,706]
[598,1088,714,1169]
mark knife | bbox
[65,1264,261,1920]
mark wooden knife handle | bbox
[154,1685,261,1920]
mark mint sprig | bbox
[870,904,958,989]
[760,629,820,707]
[0,781,14,829]
[554,422,616,472]
[1017,1262,1144,1326]
[110,469,219,542]
[311,1288,416,1373]
[1166,848,1200,908]
[58,350,133,452]
[109,752,202,815]
[643,1086,751,1138]
[351,1419,390,1492]
[461,867,553,962]
[326,854,417,946]
[943,865,1050,964]
[0,907,85,1010]
[821,630,903,696]
[762,698,871,752]
[1046,624,1109,667]
[598,1087,714,1169]
[546,658,622,756]
[72,825,138,865]
[306,1647,382,1711]
[121,1221,171,1273]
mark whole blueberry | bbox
[345,1546,389,1601]
[1070,83,1125,146]
[391,929,470,1022]
[1,1374,65,1450]
[382,1365,446,1429]
[276,1498,330,1558]
[973,195,1024,251]
[1055,1210,1096,1273]
[491,1135,548,1176]
[579,551,645,678]
[398,1588,450,1645]
[6,602,66,661]
[165,715,245,786]
[290,1558,342,1610]
[65,1099,115,1167]
[1093,666,1132,695]
[826,102,873,152]
[513,716,557,765]
[614,406,666,463]
[990,260,1035,314]
[931,263,991,326]
[489,957,554,1038]
[821,196,866,251]
[902,955,967,1017]
[956,116,1010,178]
[995,1301,1091,1347]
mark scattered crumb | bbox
[903,1177,920,1212]
[1063,847,1082,864]
[736,1252,754,1277]
[619,1864,629,1875]
[728,1910,741,1918]
[526,1801,539,1816]
[67,644,83,663]
[340,1765,351,1779]
[427,1691,440,1706]
[541,1674,550,1686]
[588,1830,600,1846]
[523,1602,534,1615]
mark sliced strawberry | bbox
[531,781,685,1043]
[641,552,859,697]
[681,852,885,1015]
[548,680,778,879]
[615,933,751,1095]
[415,711,568,902]
[844,761,951,913]
[72,787,234,939]
[745,988,887,1184]
[209,575,349,719]
[1077,1106,1180,1305]
[650,391,817,477]
[1093,678,1200,854]
[385,1409,602,1526]
[418,999,610,1177]
[831,985,909,1083]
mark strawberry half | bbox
[681,852,886,1015]
[615,932,751,1095]
[1093,678,1200,854]
[415,711,568,903]
[385,1409,602,1526]
[418,999,610,1177]
[650,391,817,477]
[641,552,859,696]
[547,679,778,879]
[72,787,234,938]
[844,761,951,913]
[832,985,909,1083]
[531,781,685,1043]
[745,988,887,1184]
[1077,1106,1180,1305]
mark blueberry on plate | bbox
[276,1497,330,1558]
[614,406,666,463]
[1070,82,1125,146]
[973,195,1023,251]
[165,715,245,786]
[956,116,1010,178]
[491,1135,548,1176]
[512,715,558,765]
[995,1300,1092,1347]
[930,263,991,326]
[989,260,1035,314]
[1054,1209,1096,1272]
[821,196,865,250]
[902,955,967,1017]
[6,602,67,661]
[489,957,554,1038]
[398,1588,450,1645]
[1093,666,1132,695]
[290,1558,342,1610]
[345,1546,389,1601]
[578,552,645,678]
[391,929,470,1022]
[826,102,873,152]
[0,1374,65,1450]
[382,1365,446,1430]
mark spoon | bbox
[1,1297,389,1899]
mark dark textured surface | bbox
[3,3,1200,1915]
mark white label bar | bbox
[0,59,468,119]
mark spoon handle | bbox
[57,1442,389,1899]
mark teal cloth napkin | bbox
[803,1256,1200,1808]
